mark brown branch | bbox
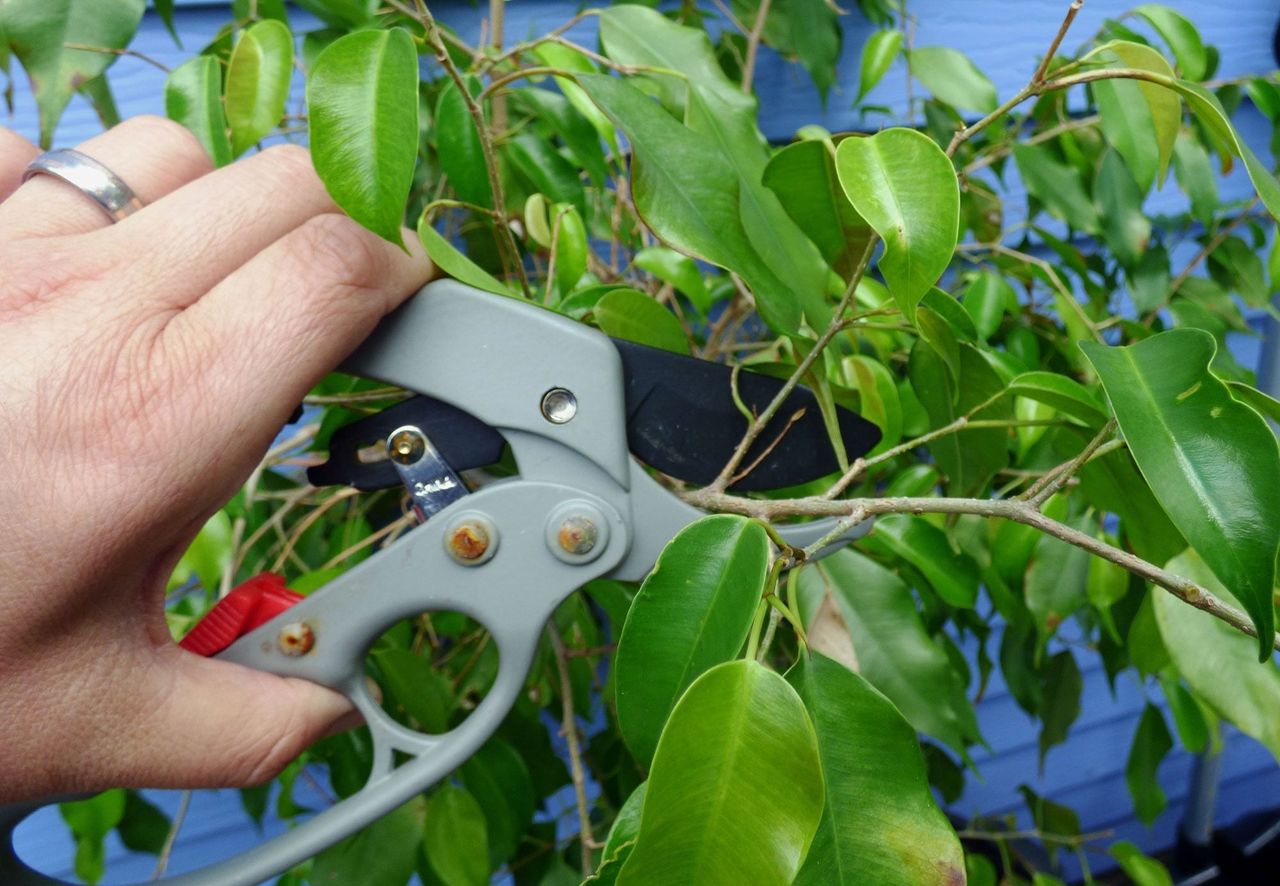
[1021,417,1116,505]
[730,409,806,486]
[682,489,1279,650]
[1031,0,1085,85]
[548,622,596,876]
[740,0,774,95]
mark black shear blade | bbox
[308,340,881,492]
[612,339,881,491]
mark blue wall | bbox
[6,1,1279,882]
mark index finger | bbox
[0,127,39,202]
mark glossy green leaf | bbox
[435,78,491,208]
[311,797,425,886]
[1081,329,1280,658]
[908,46,998,113]
[1038,649,1082,768]
[308,28,416,246]
[372,648,452,733]
[153,0,179,44]
[0,0,144,146]
[915,304,960,387]
[1130,242,1172,314]
[1014,143,1099,234]
[424,785,490,886]
[841,354,902,453]
[165,55,232,167]
[858,30,902,101]
[1159,675,1210,754]
[1207,235,1270,307]
[531,42,617,152]
[225,19,293,156]
[1172,132,1218,226]
[1127,703,1173,825]
[909,341,1011,496]
[417,220,510,298]
[1027,509,1096,637]
[614,515,770,767]
[789,653,964,886]
[1088,545,1130,642]
[550,204,587,293]
[460,740,535,867]
[920,287,977,342]
[576,72,803,333]
[293,0,375,29]
[617,661,823,885]
[505,134,585,220]
[1134,4,1207,80]
[59,790,126,885]
[799,550,980,755]
[603,782,647,862]
[1154,551,1280,760]
[1111,841,1174,886]
[1007,372,1107,426]
[1227,381,1280,424]
[868,514,979,608]
[962,272,1015,341]
[835,128,959,316]
[593,288,690,355]
[634,247,712,314]
[1087,41,1180,187]
[1097,149,1152,268]
[763,138,872,278]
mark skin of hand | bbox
[0,116,437,803]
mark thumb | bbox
[116,651,356,789]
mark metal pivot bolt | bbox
[444,513,499,566]
[545,501,609,565]
[278,622,314,656]
[387,427,427,464]
[540,387,578,424]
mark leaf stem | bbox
[547,622,596,876]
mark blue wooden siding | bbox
[5,1,1279,881]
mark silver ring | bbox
[21,148,143,223]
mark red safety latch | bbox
[178,573,304,657]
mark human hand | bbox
[0,116,436,802]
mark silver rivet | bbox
[556,515,598,556]
[387,426,426,465]
[278,622,314,656]
[540,388,577,424]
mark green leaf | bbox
[460,739,535,867]
[603,782,647,862]
[372,648,452,732]
[308,28,417,246]
[1227,381,1280,424]
[919,287,977,342]
[962,272,1015,341]
[165,55,232,167]
[799,550,981,755]
[789,654,964,886]
[225,19,293,157]
[531,42,617,153]
[1126,703,1173,825]
[116,791,169,855]
[1007,371,1108,426]
[1207,235,1270,307]
[154,0,179,45]
[1087,41,1180,187]
[763,138,873,278]
[1088,546,1129,642]
[312,797,425,886]
[575,72,803,334]
[840,354,902,454]
[1111,840,1174,886]
[909,341,1010,496]
[1081,329,1280,658]
[169,509,233,593]
[908,46,998,113]
[1172,131,1219,226]
[416,220,510,298]
[505,134,585,220]
[424,785,490,886]
[1159,675,1210,754]
[1130,242,1172,314]
[867,514,979,608]
[593,288,690,355]
[1013,143,1099,234]
[435,78,491,209]
[550,204,587,293]
[1097,149,1152,268]
[293,0,375,30]
[59,790,126,885]
[1154,550,1280,761]
[733,0,842,99]
[1027,510,1096,637]
[0,0,145,146]
[614,515,770,767]
[617,661,823,886]
[634,247,712,314]
[858,30,902,101]
[1038,649,1082,768]
[1134,4,1207,80]
[835,128,960,316]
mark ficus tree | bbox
[5,0,1280,883]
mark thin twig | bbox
[150,790,192,879]
[63,42,171,73]
[1169,196,1262,297]
[1022,417,1116,505]
[1030,0,1085,85]
[729,409,806,486]
[548,622,595,876]
[963,113,1100,175]
[681,489,1279,650]
[740,0,774,95]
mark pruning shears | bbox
[1,280,880,885]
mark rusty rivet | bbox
[448,522,491,562]
[556,515,598,556]
[278,622,314,656]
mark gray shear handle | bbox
[0,480,628,886]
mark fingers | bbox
[167,214,434,450]
[0,127,39,202]
[100,144,341,310]
[0,116,213,239]
[111,651,356,789]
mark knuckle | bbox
[292,213,388,295]
[119,115,208,164]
